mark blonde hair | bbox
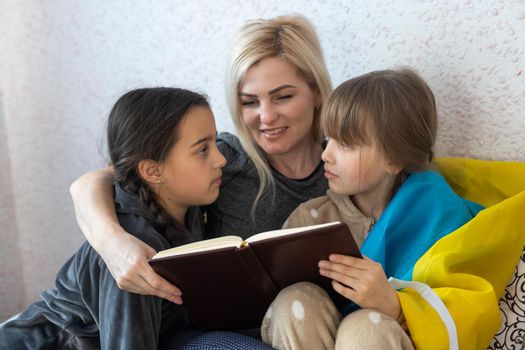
[226,15,332,214]
[322,68,437,201]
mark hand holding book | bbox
[149,221,361,329]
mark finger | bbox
[334,255,384,277]
[141,268,182,298]
[319,259,351,271]
[332,280,358,302]
[319,260,361,279]
[142,244,158,260]
[140,246,184,302]
[332,280,377,308]
[124,274,182,304]
[320,267,359,287]
[362,255,378,263]
[144,281,182,303]
[318,260,331,269]
[115,263,182,303]
[116,273,155,295]
[329,254,367,270]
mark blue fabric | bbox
[160,330,273,350]
[342,170,483,314]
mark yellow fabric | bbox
[398,158,525,350]
[434,157,525,207]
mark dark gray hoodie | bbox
[0,183,204,350]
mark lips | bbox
[260,127,287,138]
[211,175,222,186]
[324,168,337,180]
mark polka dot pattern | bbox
[161,330,273,350]
[265,307,272,319]
[292,300,305,320]
[368,311,382,325]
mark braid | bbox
[106,87,210,240]
[124,177,172,230]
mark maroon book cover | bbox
[149,222,360,330]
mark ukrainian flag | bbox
[399,158,525,349]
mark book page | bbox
[151,236,243,259]
[246,221,342,244]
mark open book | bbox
[149,221,360,330]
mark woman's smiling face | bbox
[239,56,319,158]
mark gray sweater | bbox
[204,132,328,239]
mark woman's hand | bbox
[70,167,182,302]
[100,225,183,303]
[319,254,401,320]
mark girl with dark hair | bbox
[0,87,232,349]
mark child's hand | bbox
[319,254,401,320]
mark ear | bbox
[138,159,163,184]
[386,162,403,176]
[314,89,323,109]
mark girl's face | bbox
[156,107,226,217]
[239,56,319,158]
[322,137,398,211]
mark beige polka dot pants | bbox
[261,282,414,350]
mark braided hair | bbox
[107,87,209,230]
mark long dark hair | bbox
[107,87,210,228]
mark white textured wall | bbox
[0,92,25,317]
[1,0,524,320]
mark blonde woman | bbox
[70,15,332,324]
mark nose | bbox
[259,101,279,125]
[321,138,334,164]
[214,145,227,169]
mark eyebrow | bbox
[190,135,214,147]
[239,84,297,97]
